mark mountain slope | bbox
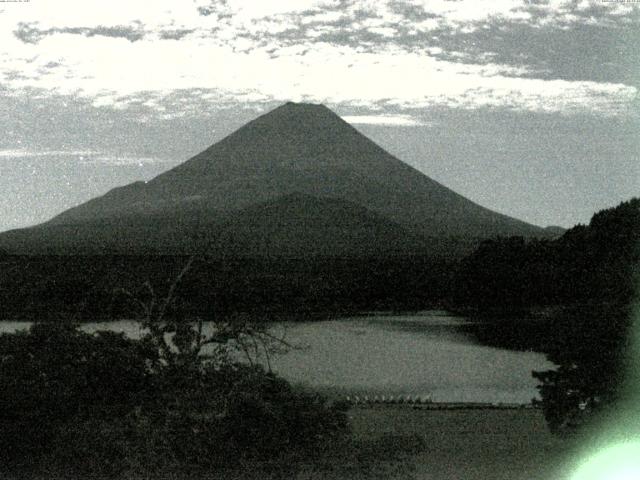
[210,193,426,257]
[0,194,422,256]
[1,102,548,255]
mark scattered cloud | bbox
[0,149,99,158]
[14,22,146,44]
[0,0,638,120]
[82,155,168,166]
[0,149,167,166]
[158,29,195,41]
[342,114,430,126]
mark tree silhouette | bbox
[531,199,639,433]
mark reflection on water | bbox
[0,311,552,403]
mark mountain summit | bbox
[0,102,547,255]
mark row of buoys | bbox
[345,394,432,405]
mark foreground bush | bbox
[0,323,154,465]
[0,322,349,477]
[532,304,633,435]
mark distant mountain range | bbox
[0,102,557,256]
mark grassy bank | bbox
[344,407,571,480]
[1,407,573,480]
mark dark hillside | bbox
[0,254,457,321]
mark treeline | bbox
[454,198,639,356]
[0,255,456,322]
[454,198,639,312]
[1,200,636,324]
[454,198,639,434]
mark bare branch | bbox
[157,256,195,324]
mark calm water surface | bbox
[0,311,552,403]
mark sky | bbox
[0,0,638,232]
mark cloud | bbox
[0,149,99,158]
[342,114,430,126]
[12,22,44,44]
[0,149,166,166]
[82,155,167,166]
[159,29,195,40]
[403,0,639,29]
[0,0,637,119]
[14,22,146,44]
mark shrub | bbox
[532,305,633,434]
[0,322,349,477]
[0,322,153,467]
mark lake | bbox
[0,311,553,403]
